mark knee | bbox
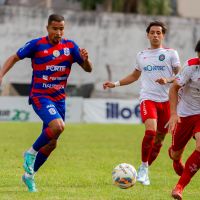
[51,122,65,136]
[168,147,182,161]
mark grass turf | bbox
[0,123,199,200]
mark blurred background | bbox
[0,0,199,123]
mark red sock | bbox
[178,150,200,189]
[141,130,156,162]
[148,143,162,166]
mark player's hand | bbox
[103,81,115,89]
[165,113,180,134]
[155,78,167,85]
[80,48,88,61]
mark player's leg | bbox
[171,133,200,200]
[148,132,166,166]
[33,119,64,172]
[169,116,195,176]
[171,116,200,199]
[148,101,170,166]
[23,124,55,175]
[23,98,65,192]
[33,101,66,173]
[137,100,157,185]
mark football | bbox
[112,163,137,189]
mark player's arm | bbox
[79,48,92,72]
[0,54,20,85]
[155,65,181,85]
[103,69,141,89]
[167,80,181,133]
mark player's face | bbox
[47,20,65,45]
[147,26,164,49]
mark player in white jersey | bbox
[103,21,181,185]
[168,40,200,200]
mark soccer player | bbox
[168,40,200,200]
[0,14,92,192]
[103,21,181,185]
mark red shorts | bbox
[172,114,200,151]
[140,100,170,133]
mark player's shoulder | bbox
[26,36,48,46]
[61,38,77,48]
[162,47,178,53]
[187,57,200,66]
[137,49,148,56]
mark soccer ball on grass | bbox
[112,163,137,189]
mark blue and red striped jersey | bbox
[17,36,83,104]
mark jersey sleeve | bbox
[171,50,181,68]
[175,62,192,86]
[16,39,39,59]
[71,41,84,65]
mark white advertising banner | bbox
[65,97,83,123]
[0,97,39,121]
[0,97,141,124]
[0,97,83,123]
[83,98,141,124]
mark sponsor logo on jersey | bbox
[42,83,64,89]
[159,54,165,61]
[49,77,67,81]
[42,75,48,80]
[144,65,165,71]
[46,65,65,71]
[64,48,70,56]
[53,50,60,57]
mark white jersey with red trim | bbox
[176,58,200,117]
[136,48,180,102]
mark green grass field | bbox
[0,123,199,200]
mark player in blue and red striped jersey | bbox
[0,14,92,192]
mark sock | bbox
[33,127,54,151]
[142,162,148,167]
[177,150,200,189]
[34,148,49,172]
[141,130,156,163]
[148,143,162,166]
[24,172,35,179]
[173,160,185,176]
[27,147,38,155]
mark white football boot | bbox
[137,165,150,185]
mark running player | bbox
[0,14,92,192]
[168,40,200,200]
[103,21,181,185]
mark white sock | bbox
[142,162,148,167]
[24,172,35,179]
[27,147,38,155]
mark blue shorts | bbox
[31,97,65,125]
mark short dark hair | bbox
[48,14,65,25]
[195,40,200,52]
[146,21,167,34]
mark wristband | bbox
[114,81,120,87]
